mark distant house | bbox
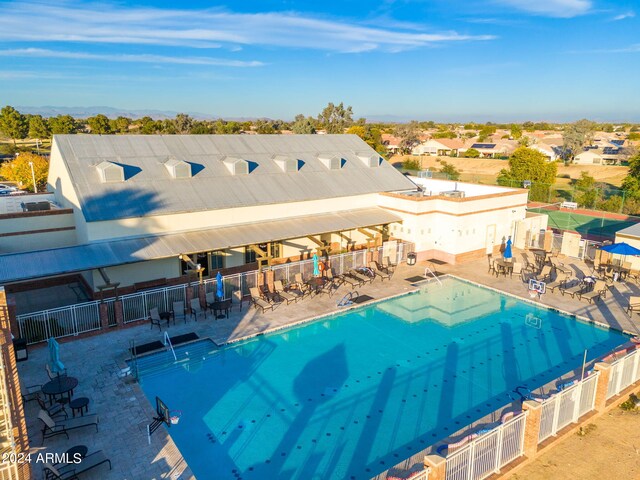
[530,143,560,161]
[412,138,464,157]
[458,142,513,158]
[381,134,401,154]
[574,149,603,165]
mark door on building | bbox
[485,224,496,255]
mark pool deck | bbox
[17,256,640,480]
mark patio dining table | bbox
[42,376,78,406]
[305,277,326,295]
[494,259,513,277]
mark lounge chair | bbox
[38,410,99,443]
[382,256,396,274]
[369,261,392,281]
[545,277,568,293]
[559,280,587,298]
[190,298,205,321]
[249,287,274,313]
[273,280,299,304]
[149,307,163,330]
[349,269,374,285]
[535,265,552,282]
[21,383,42,403]
[43,450,112,479]
[325,269,344,289]
[172,301,187,324]
[578,280,608,304]
[626,296,640,315]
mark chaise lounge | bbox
[43,450,112,479]
[38,410,99,444]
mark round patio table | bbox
[42,376,78,406]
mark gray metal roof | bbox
[52,134,416,222]
[616,223,640,238]
[0,207,400,284]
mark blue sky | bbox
[0,0,638,121]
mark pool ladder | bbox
[164,331,177,362]
[424,265,442,286]
[337,291,359,307]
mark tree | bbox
[497,147,557,201]
[255,120,278,134]
[0,106,28,145]
[432,130,456,139]
[87,114,112,134]
[439,161,460,180]
[477,125,497,142]
[49,115,77,134]
[110,116,131,134]
[394,121,420,155]
[622,152,640,200]
[402,158,421,170]
[28,115,50,139]
[291,114,316,134]
[317,102,354,134]
[0,152,49,192]
[463,148,480,158]
[346,125,386,155]
[562,119,597,163]
[629,132,640,141]
[510,124,523,140]
[573,171,598,208]
[173,114,194,134]
[597,195,623,213]
[214,120,243,134]
[190,121,214,134]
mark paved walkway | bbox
[17,255,640,479]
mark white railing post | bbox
[632,350,640,383]
[467,441,475,480]
[71,305,78,336]
[495,424,504,474]
[550,396,560,437]
[614,361,623,395]
[44,310,52,339]
[572,381,583,423]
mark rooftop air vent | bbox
[223,157,250,175]
[95,161,124,183]
[164,158,192,179]
[273,155,300,173]
[439,190,465,198]
[356,152,382,168]
[318,153,344,170]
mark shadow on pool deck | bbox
[17,257,640,480]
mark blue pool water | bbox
[135,277,629,480]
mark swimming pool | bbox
[134,276,629,480]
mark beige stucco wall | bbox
[379,191,528,256]
[0,213,76,253]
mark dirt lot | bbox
[392,155,629,187]
[508,408,640,480]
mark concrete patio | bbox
[16,256,640,479]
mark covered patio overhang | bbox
[0,207,401,284]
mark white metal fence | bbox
[538,372,600,443]
[445,412,527,480]
[16,242,413,343]
[606,348,640,399]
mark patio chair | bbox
[626,296,640,315]
[369,261,392,281]
[172,301,187,324]
[521,253,538,274]
[293,273,313,298]
[559,280,588,299]
[273,280,299,304]
[21,383,42,403]
[487,254,496,275]
[382,256,396,274]
[545,276,570,293]
[510,262,524,281]
[205,292,216,314]
[46,364,68,380]
[149,307,163,331]
[43,450,112,479]
[36,393,67,419]
[578,280,608,304]
[249,287,274,313]
[341,273,363,289]
[189,298,205,321]
[38,410,99,444]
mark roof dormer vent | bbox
[273,155,301,173]
[95,161,124,183]
[164,158,192,179]
[356,152,382,168]
[318,153,344,170]
[223,157,250,175]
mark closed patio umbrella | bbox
[313,253,320,276]
[48,337,65,376]
[216,271,224,299]
[503,237,513,260]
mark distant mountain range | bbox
[15,105,257,121]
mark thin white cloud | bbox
[612,11,635,21]
[0,48,263,67]
[496,0,592,18]
[566,44,640,54]
[0,1,495,53]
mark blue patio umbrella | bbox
[48,337,65,376]
[216,271,224,299]
[503,237,513,260]
[313,253,320,276]
[600,242,640,256]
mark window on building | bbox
[245,243,282,264]
[210,250,225,271]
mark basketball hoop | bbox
[169,410,182,425]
